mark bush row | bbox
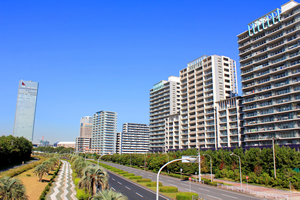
[176,192,199,200]
[38,161,62,200]
[0,156,45,178]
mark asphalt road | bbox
[108,171,170,200]
[102,161,264,200]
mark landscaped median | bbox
[90,161,200,200]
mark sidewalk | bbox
[46,160,77,200]
[199,174,300,199]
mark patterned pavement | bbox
[47,160,77,200]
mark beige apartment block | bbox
[238,0,300,146]
[149,76,180,152]
[179,55,238,149]
[216,96,244,148]
[165,114,181,150]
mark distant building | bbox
[57,141,75,148]
[120,123,149,154]
[75,116,93,153]
[38,139,50,147]
[80,116,93,138]
[91,111,118,155]
[13,80,39,142]
[116,132,121,154]
[76,137,91,153]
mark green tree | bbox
[90,189,128,200]
[0,176,28,200]
[78,166,109,195]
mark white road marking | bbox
[125,186,131,190]
[111,187,116,191]
[207,194,222,199]
[112,178,115,181]
[185,188,196,192]
[222,194,237,199]
[136,192,143,198]
[180,183,189,186]
[169,184,178,186]
[198,188,209,192]
[118,181,122,185]
[168,180,174,182]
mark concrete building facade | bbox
[120,123,149,154]
[238,0,300,147]
[80,116,93,138]
[91,111,118,155]
[179,55,238,149]
[149,76,181,152]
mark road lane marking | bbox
[136,192,143,198]
[169,184,178,186]
[111,187,116,191]
[185,188,196,192]
[207,195,222,199]
[198,188,209,192]
[112,178,115,181]
[222,194,237,199]
[125,186,131,190]
[168,180,174,182]
[180,183,189,186]
[118,181,122,185]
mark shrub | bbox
[118,172,128,175]
[74,178,80,186]
[208,181,218,186]
[176,192,198,200]
[76,189,89,200]
[159,186,178,193]
[137,179,151,182]
[26,174,31,177]
[129,176,142,179]
[123,173,135,177]
[146,182,162,187]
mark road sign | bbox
[246,176,249,180]
[189,177,192,181]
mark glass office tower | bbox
[13,80,39,142]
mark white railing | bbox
[217,183,290,199]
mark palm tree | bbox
[90,189,128,200]
[78,165,109,195]
[33,163,49,182]
[0,176,28,200]
[74,161,87,178]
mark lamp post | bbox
[156,158,196,200]
[272,137,277,179]
[97,155,105,165]
[198,148,201,182]
[130,153,131,167]
[203,154,212,182]
[144,153,146,171]
[230,153,242,188]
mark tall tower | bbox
[80,116,93,138]
[149,76,181,152]
[179,55,237,149]
[238,0,300,147]
[91,111,118,155]
[13,80,39,142]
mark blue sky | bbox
[0,0,285,143]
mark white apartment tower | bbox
[179,55,238,149]
[238,0,300,147]
[149,76,181,152]
[91,111,118,155]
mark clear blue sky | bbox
[0,0,286,143]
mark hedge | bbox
[129,176,142,179]
[76,189,89,200]
[147,182,162,187]
[159,186,178,193]
[176,192,199,200]
[123,173,135,177]
[118,172,128,175]
[137,179,151,182]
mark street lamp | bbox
[230,153,242,188]
[156,157,197,200]
[203,154,212,182]
[97,155,105,165]
[198,148,201,182]
[272,137,278,179]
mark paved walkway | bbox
[47,160,77,200]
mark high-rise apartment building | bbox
[179,55,238,149]
[76,137,91,153]
[238,0,300,147]
[149,76,181,152]
[91,111,118,155]
[116,132,121,154]
[165,114,181,150]
[216,96,244,148]
[120,123,149,154]
[80,116,93,138]
[13,80,39,142]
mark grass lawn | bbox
[15,168,55,200]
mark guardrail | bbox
[217,183,290,200]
